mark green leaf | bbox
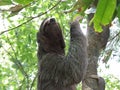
[117,4,120,21]
[94,22,103,33]
[0,0,12,5]
[0,41,2,48]
[101,0,116,24]
[14,0,34,5]
[92,0,116,32]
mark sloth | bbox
[37,17,88,90]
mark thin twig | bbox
[109,31,120,41]
[0,0,61,35]
[30,73,38,90]
[6,35,28,77]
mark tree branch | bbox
[0,0,62,35]
[109,31,120,41]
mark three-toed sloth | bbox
[37,18,88,90]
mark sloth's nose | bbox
[50,18,55,23]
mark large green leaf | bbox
[14,0,34,5]
[101,1,116,24]
[0,0,12,5]
[92,0,116,32]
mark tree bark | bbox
[82,14,110,90]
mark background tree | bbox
[0,0,120,90]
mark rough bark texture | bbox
[82,14,110,90]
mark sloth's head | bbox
[38,18,65,54]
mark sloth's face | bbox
[40,18,62,39]
[38,18,65,53]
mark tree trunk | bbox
[82,14,110,90]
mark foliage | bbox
[0,22,38,89]
[0,0,120,90]
[0,0,13,5]
[91,0,116,32]
[105,75,120,90]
